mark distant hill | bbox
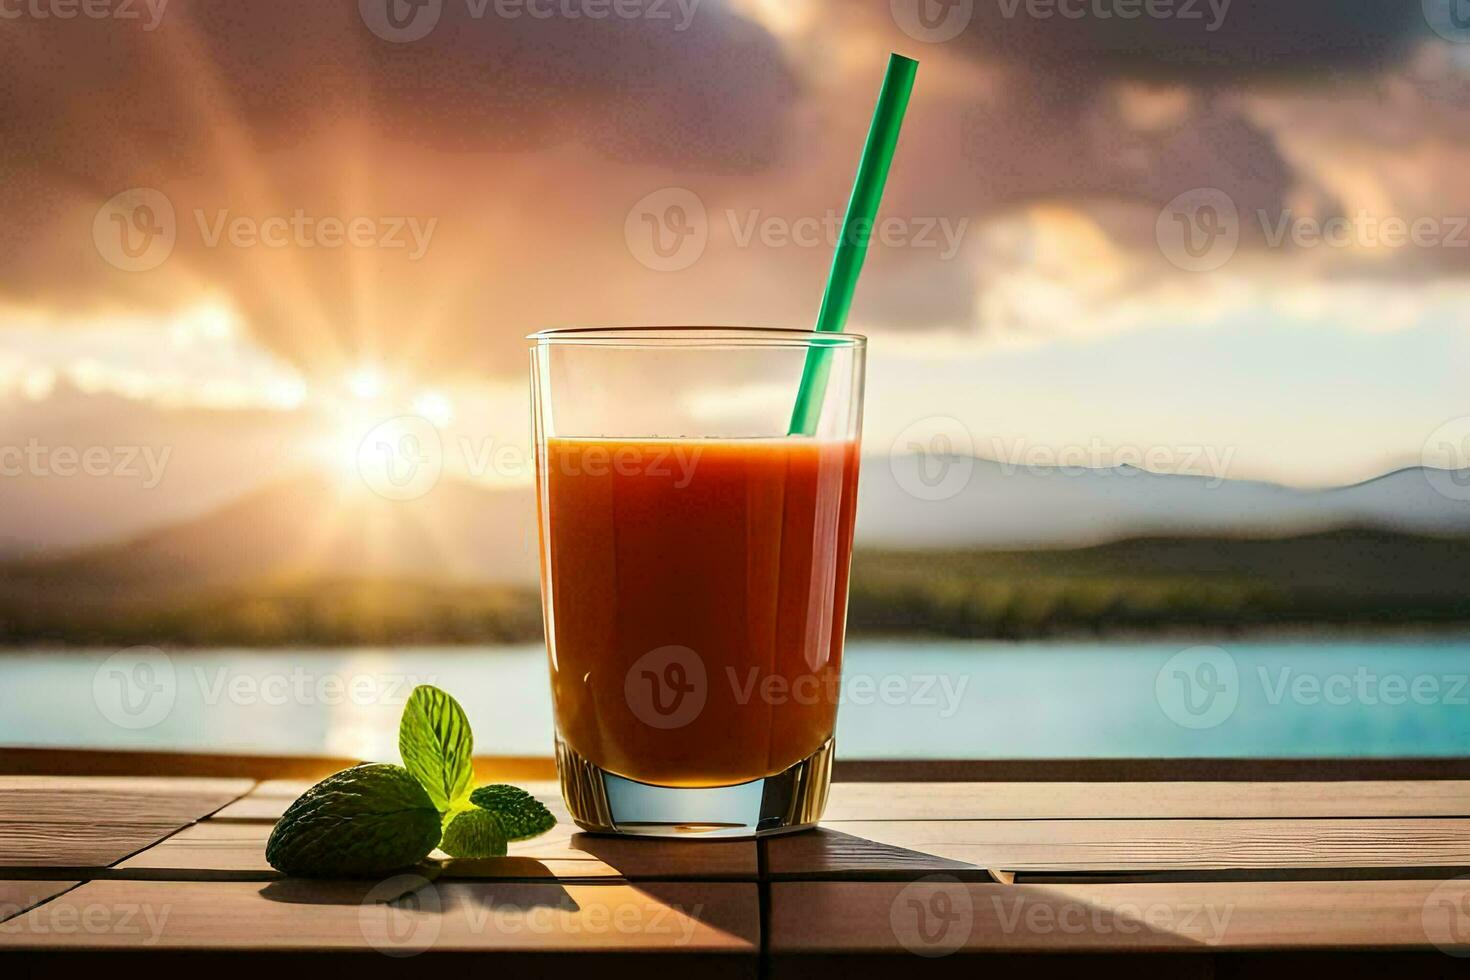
[4,460,1470,645]
[0,473,539,603]
[863,457,1470,548]
[0,472,542,645]
[849,527,1470,638]
[3,523,1470,645]
[6,457,1470,580]
[10,459,1470,595]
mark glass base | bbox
[556,737,834,839]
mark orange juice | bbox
[538,436,860,787]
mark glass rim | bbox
[528,326,867,349]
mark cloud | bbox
[0,0,1466,390]
[878,0,1422,81]
[0,303,305,409]
[0,0,799,378]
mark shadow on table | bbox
[570,831,758,879]
[771,827,985,875]
[439,856,567,879]
[768,829,1222,954]
[258,872,581,914]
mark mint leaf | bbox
[399,685,474,811]
[469,784,556,841]
[440,807,509,858]
[265,764,441,877]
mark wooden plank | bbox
[212,777,1470,822]
[117,818,758,881]
[0,878,760,960]
[0,882,78,923]
[0,748,556,782]
[116,821,621,880]
[0,822,192,869]
[832,759,1470,782]
[765,951,1454,980]
[206,796,298,821]
[239,779,317,799]
[769,819,1470,876]
[823,781,1470,821]
[209,780,314,820]
[113,822,286,877]
[0,777,253,824]
[769,878,1470,954]
[9,748,1468,783]
[0,776,253,869]
[528,832,757,881]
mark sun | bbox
[309,369,456,489]
[346,367,385,401]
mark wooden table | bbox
[2,759,1469,976]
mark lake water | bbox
[3,639,1469,760]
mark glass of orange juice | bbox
[530,327,865,837]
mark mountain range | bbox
[3,459,1469,644]
[2,457,1467,597]
[863,456,1470,548]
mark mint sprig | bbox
[441,808,510,858]
[470,784,556,841]
[264,684,556,876]
[265,763,441,877]
[399,685,475,811]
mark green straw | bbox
[788,52,918,436]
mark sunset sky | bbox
[2,1,1468,553]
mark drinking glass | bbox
[530,327,865,837]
